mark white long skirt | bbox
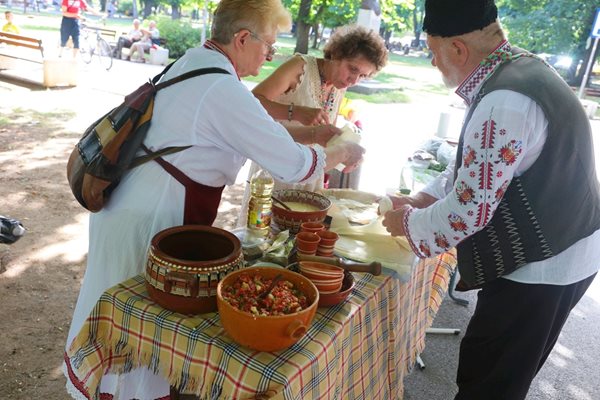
[65,161,186,400]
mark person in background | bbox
[382,0,600,399]
[58,0,103,58]
[113,18,142,58]
[254,24,387,189]
[106,0,116,18]
[63,1,364,399]
[2,11,20,34]
[127,19,159,62]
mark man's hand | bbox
[382,205,411,237]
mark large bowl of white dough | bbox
[271,190,331,234]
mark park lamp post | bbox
[578,8,600,99]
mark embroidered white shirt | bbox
[408,41,600,285]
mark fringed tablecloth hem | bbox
[66,335,234,400]
[64,361,94,400]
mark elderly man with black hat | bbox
[382,0,600,398]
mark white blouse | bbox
[144,47,325,187]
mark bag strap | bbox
[150,63,231,92]
[128,65,231,169]
[130,144,192,169]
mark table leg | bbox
[448,268,470,306]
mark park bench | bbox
[93,26,119,49]
[0,31,77,88]
[0,31,44,59]
[119,37,170,65]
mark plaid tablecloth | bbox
[65,251,456,400]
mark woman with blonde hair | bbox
[63,1,364,399]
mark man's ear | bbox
[234,29,251,49]
[450,38,470,67]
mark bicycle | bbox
[79,23,113,71]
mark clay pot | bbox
[299,261,344,279]
[298,261,345,295]
[300,222,325,234]
[318,271,355,307]
[217,266,319,352]
[271,190,331,234]
[316,230,339,246]
[295,231,320,255]
[145,225,244,315]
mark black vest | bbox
[454,50,600,290]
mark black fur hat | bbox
[423,0,498,37]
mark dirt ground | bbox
[0,107,244,399]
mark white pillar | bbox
[357,9,381,33]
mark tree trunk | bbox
[171,4,181,19]
[142,1,152,18]
[311,23,320,49]
[294,0,312,54]
[383,29,392,48]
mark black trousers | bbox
[455,273,597,400]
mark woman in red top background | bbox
[59,0,102,58]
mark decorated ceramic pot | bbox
[145,225,244,315]
[271,189,331,234]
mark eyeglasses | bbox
[249,31,277,58]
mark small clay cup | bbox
[295,231,320,255]
[316,245,335,257]
[316,230,339,247]
[300,222,326,234]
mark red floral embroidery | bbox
[498,140,522,166]
[434,232,450,249]
[456,181,476,205]
[495,180,510,202]
[463,146,477,168]
[419,241,431,257]
[448,212,468,233]
[499,128,507,135]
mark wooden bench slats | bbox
[0,31,42,45]
[0,31,45,63]
[0,38,43,52]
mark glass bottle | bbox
[246,168,274,237]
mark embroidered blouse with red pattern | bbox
[403,40,550,259]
